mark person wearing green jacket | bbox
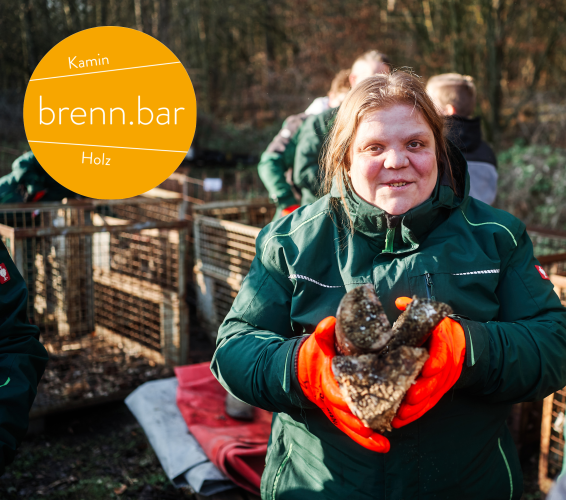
[0,240,48,472]
[211,71,566,499]
[258,70,351,220]
[0,151,79,204]
[293,50,391,205]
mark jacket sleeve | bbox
[456,228,566,403]
[257,150,297,211]
[258,115,305,212]
[210,241,312,414]
[293,110,334,205]
[0,241,48,472]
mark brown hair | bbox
[329,69,351,95]
[322,70,453,228]
[426,73,476,117]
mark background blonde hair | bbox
[322,70,454,227]
[426,73,476,117]
[329,69,351,95]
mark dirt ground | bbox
[0,322,261,500]
[1,401,193,499]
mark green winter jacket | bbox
[0,240,48,472]
[0,151,78,204]
[211,147,566,500]
[258,114,306,220]
[293,107,337,205]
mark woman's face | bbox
[348,104,438,215]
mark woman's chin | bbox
[375,199,413,215]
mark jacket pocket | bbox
[408,269,501,323]
[261,423,289,500]
[270,443,293,500]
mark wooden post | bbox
[540,394,556,493]
[178,227,189,365]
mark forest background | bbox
[1,0,566,228]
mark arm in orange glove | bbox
[391,297,466,429]
[297,317,390,453]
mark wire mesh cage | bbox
[529,226,566,261]
[192,200,274,338]
[0,195,189,416]
[533,228,566,493]
[193,198,275,227]
[540,389,566,493]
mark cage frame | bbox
[0,196,190,416]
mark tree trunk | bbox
[18,0,35,80]
[482,0,504,148]
[134,0,143,31]
[159,0,171,47]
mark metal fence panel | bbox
[0,196,189,416]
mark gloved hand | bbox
[297,317,390,453]
[391,297,466,428]
[281,204,300,216]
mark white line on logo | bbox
[29,62,182,81]
[28,141,187,153]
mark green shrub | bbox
[495,143,566,230]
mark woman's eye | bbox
[408,141,421,148]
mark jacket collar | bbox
[330,140,469,254]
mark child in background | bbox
[427,73,498,205]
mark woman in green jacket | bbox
[211,71,566,499]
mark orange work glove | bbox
[297,317,390,453]
[281,204,300,216]
[391,297,466,429]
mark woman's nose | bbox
[383,148,409,169]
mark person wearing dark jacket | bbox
[427,73,498,205]
[0,240,48,472]
[211,71,566,499]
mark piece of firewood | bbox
[332,347,429,432]
[335,284,392,356]
[332,286,453,432]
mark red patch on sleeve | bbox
[0,264,10,284]
[535,265,550,280]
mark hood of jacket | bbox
[445,115,484,153]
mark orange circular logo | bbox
[23,27,197,199]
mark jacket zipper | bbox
[425,273,435,300]
[384,227,395,253]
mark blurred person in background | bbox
[0,249,47,474]
[0,151,79,204]
[303,69,350,116]
[293,50,391,206]
[258,69,351,219]
[0,153,48,470]
[427,73,498,205]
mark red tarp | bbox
[175,363,272,494]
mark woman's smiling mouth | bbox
[384,181,412,188]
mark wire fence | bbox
[0,195,189,416]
